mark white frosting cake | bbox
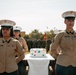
[30,48,46,57]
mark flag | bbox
[44,33,47,40]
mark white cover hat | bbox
[13,26,22,31]
[62,11,76,19]
[0,19,16,27]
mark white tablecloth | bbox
[23,54,54,75]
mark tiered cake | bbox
[30,48,46,57]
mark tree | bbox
[29,29,43,40]
[49,30,56,39]
[24,29,56,40]
[24,34,30,39]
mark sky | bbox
[0,0,76,34]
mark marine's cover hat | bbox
[0,19,16,28]
[13,26,22,31]
[62,11,76,20]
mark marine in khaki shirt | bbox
[51,30,76,67]
[13,26,28,75]
[0,37,24,73]
[13,26,28,53]
[0,19,24,75]
[50,11,76,75]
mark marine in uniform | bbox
[13,26,28,75]
[50,11,76,75]
[13,26,28,52]
[0,19,25,75]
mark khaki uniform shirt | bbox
[15,37,28,52]
[0,37,24,73]
[50,30,76,67]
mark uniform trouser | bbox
[0,70,18,75]
[56,64,76,75]
[18,60,27,75]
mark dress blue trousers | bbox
[18,60,26,75]
[56,64,76,75]
[0,70,18,75]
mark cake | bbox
[30,48,46,57]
